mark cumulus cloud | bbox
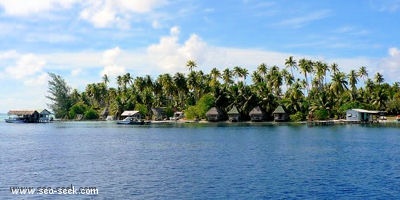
[147,26,210,72]
[4,54,46,79]
[0,0,78,16]
[380,47,400,82]
[0,0,167,28]
[100,47,126,77]
[79,0,168,28]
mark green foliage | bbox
[184,94,215,120]
[135,104,148,118]
[290,111,305,122]
[84,108,99,120]
[185,106,199,120]
[69,102,88,119]
[314,109,329,120]
[47,73,72,119]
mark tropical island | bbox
[46,57,400,122]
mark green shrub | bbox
[135,104,148,118]
[290,111,305,122]
[184,94,215,120]
[314,109,329,120]
[69,102,88,119]
[84,108,99,120]
[185,106,199,120]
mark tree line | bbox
[47,56,400,121]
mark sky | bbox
[0,0,399,112]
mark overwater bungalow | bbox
[346,109,385,122]
[39,109,52,122]
[6,110,40,123]
[249,106,266,122]
[272,105,289,122]
[206,107,224,122]
[227,106,240,122]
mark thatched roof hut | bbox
[8,110,40,123]
[272,105,289,122]
[206,107,223,122]
[227,106,240,122]
[249,106,266,121]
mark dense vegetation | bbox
[47,57,400,121]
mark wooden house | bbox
[346,109,384,122]
[7,110,40,123]
[249,106,266,121]
[227,106,240,122]
[206,107,223,122]
[39,109,52,122]
[272,105,289,122]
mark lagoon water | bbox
[1,120,400,199]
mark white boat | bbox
[5,117,26,123]
[116,117,144,125]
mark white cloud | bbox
[79,0,168,28]
[276,10,331,28]
[0,0,168,28]
[71,68,82,76]
[380,47,400,82]
[100,47,126,77]
[24,72,49,86]
[0,0,78,16]
[4,54,46,79]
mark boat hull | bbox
[116,120,145,125]
[5,119,26,123]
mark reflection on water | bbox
[1,121,400,199]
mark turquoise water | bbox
[1,122,400,199]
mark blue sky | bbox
[0,0,399,112]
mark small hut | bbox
[227,106,240,122]
[151,107,167,121]
[121,110,141,120]
[39,109,52,122]
[272,105,289,122]
[249,106,265,121]
[206,107,223,122]
[8,110,40,123]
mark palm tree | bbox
[330,72,348,96]
[122,73,133,89]
[102,74,109,86]
[348,70,359,101]
[233,66,242,83]
[358,66,368,81]
[331,63,339,75]
[348,70,359,92]
[268,65,283,97]
[222,68,233,86]
[281,68,294,88]
[285,56,297,77]
[314,61,329,87]
[173,72,188,109]
[186,60,197,72]
[210,67,221,88]
[298,58,313,94]
[374,72,384,85]
[257,63,268,77]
